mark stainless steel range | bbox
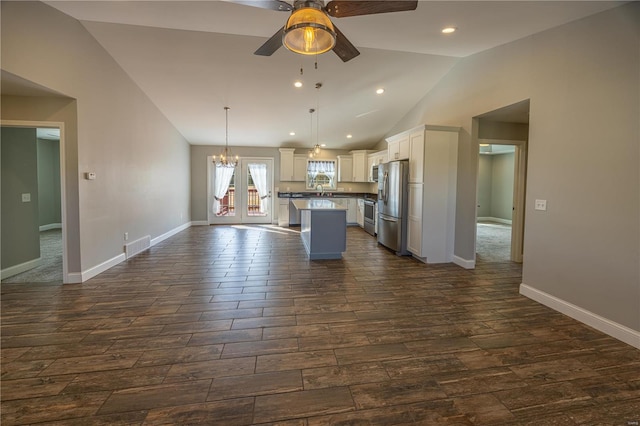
[363,199,376,236]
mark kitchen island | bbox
[291,199,347,260]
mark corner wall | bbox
[1,1,191,276]
[388,4,640,333]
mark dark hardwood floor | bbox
[1,225,639,425]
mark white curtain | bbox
[248,163,269,213]
[213,165,235,215]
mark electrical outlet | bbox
[534,199,547,211]
[124,232,129,241]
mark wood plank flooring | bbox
[2,225,639,425]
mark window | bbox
[306,160,337,190]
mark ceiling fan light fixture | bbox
[283,6,336,55]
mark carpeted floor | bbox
[476,220,512,263]
[1,229,63,283]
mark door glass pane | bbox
[216,170,236,217]
[247,163,268,217]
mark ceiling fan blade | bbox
[332,24,360,62]
[326,1,417,18]
[225,0,293,12]
[254,27,285,56]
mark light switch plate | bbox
[535,199,547,211]
[21,193,31,202]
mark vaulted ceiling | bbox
[36,1,622,149]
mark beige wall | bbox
[386,4,640,331]
[1,1,191,274]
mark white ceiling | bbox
[37,0,622,149]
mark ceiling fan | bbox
[230,0,418,62]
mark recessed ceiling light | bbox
[376,88,385,95]
[294,81,303,88]
[346,134,353,139]
[320,144,326,147]
[289,132,296,136]
[442,27,456,34]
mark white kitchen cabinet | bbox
[332,197,357,225]
[386,134,410,161]
[389,125,459,263]
[337,155,353,182]
[350,150,371,182]
[279,148,295,181]
[293,155,307,182]
[356,198,364,227]
[278,198,290,226]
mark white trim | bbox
[477,217,512,225]
[150,222,191,246]
[66,272,82,283]
[1,257,42,279]
[520,284,640,349]
[191,221,209,226]
[40,223,62,231]
[453,255,475,269]
[81,253,126,282]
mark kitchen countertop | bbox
[291,199,347,211]
[279,191,377,201]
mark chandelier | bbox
[213,106,238,168]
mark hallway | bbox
[1,225,638,425]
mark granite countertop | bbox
[279,191,377,201]
[291,199,348,211]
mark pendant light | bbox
[213,106,238,168]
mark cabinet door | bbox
[409,130,424,183]
[278,202,290,226]
[398,137,410,160]
[338,156,353,182]
[388,140,399,161]
[407,183,423,256]
[347,198,358,224]
[293,155,307,182]
[279,149,294,181]
[352,152,366,182]
[356,199,364,227]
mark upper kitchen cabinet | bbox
[350,150,372,182]
[279,148,295,181]
[279,149,307,182]
[293,155,308,182]
[386,133,410,161]
[337,155,353,182]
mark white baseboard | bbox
[191,220,209,226]
[478,217,512,225]
[40,223,62,231]
[66,272,83,284]
[150,222,192,246]
[520,283,640,350]
[1,257,42,279]
[81,253,126,282]
[78,222,193,282]
[453,255,475,269]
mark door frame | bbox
[475,138,528,263]
[207,156,274,225]
[1,120,69,283]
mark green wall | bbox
[37,138,61,227]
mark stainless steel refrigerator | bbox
[377,160,410,255]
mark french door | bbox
[208,157,273,224]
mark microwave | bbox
[371,164,380,182]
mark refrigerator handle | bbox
[380,216,397,223]
[383,171,389,203]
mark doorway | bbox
[208,157,274,225]
[473,99,530,264]
[1,123,67,283]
